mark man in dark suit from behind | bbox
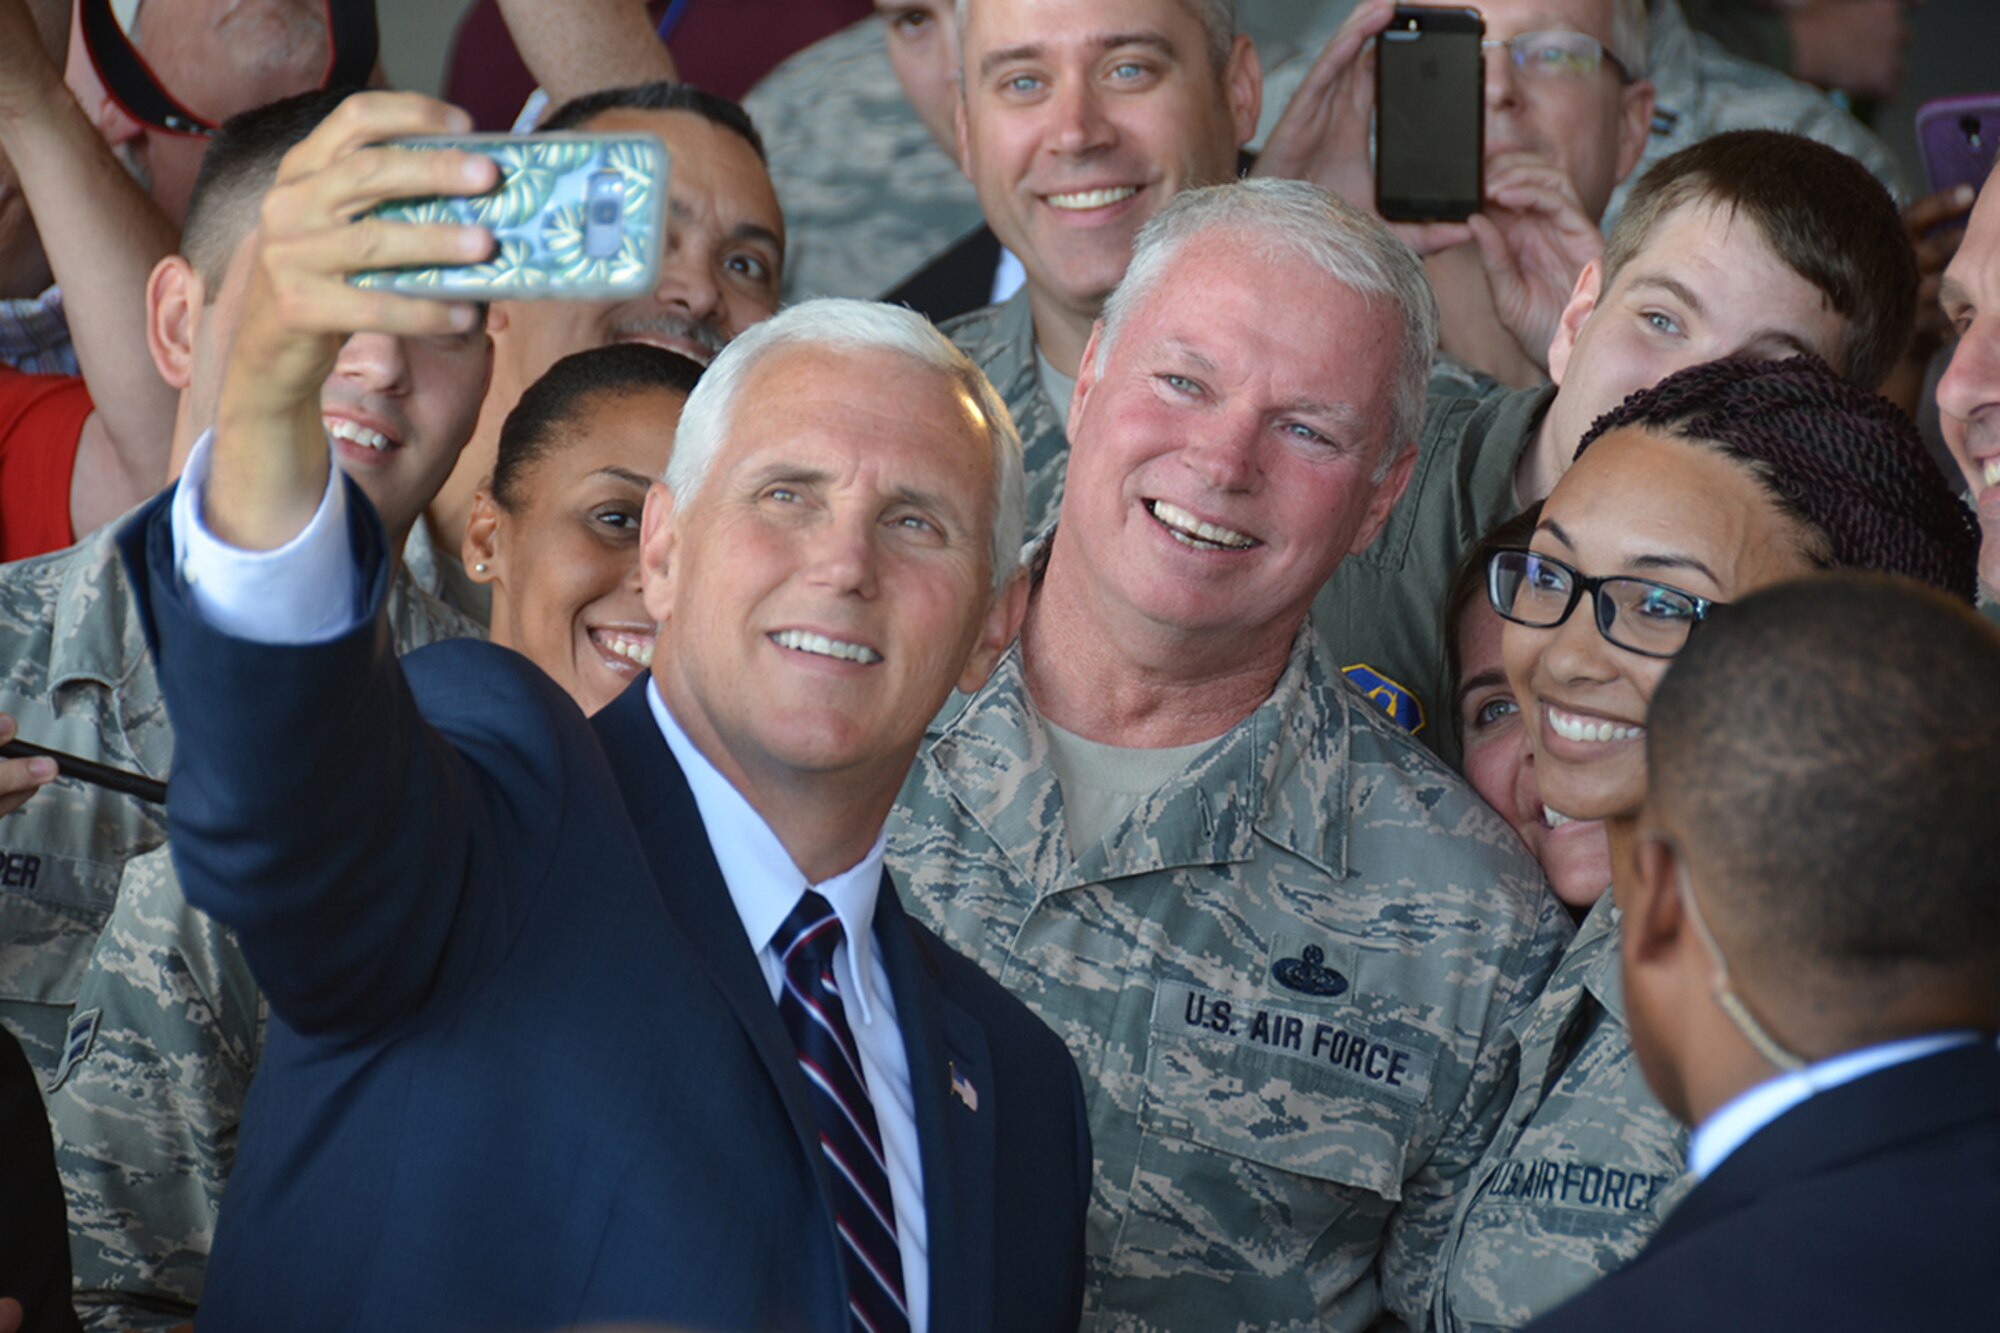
[119,89,1089,1332]
[1528,573,2000,1332]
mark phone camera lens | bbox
[591,199,620,225]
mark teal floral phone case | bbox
[353,133,667,300]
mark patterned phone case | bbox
[353,133,667,300]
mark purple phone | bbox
[1918,94,2000,197]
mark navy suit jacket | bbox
[120,491,1091,1332]
[1527,1040,2000,1332]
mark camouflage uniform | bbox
[1430,894,1691,1332]
[889,614,1573,1331]
[740,15,984,305]
[1607,1,1905,224]
[941,290,1072,540]
[0,515,476,1085]
[1314,381,1545,769]
[46,846,263,1330]
[4,520,479,1328]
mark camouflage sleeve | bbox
[1377,884,1573,1326]
[47,846,264,1330]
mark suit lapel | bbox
[591,681,840,1221]
[874,878,996,1333]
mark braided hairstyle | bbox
[1573,356,1980,602]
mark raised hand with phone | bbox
[1258,0,1653,386]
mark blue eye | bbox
[1474,696,1520,727]
[1643,311,1683,336]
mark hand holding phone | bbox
[1375,6,1485,223]
[352,134,668,300]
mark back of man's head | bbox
[1603,130,1916,391]
[181,86,352,294]
[1647,574,2000,1027]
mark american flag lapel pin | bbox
[948,1060,979,1112]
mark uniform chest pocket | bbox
[1102,982,1435,1314]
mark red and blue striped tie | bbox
[773,891,911,1333]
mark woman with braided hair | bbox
[1429,353,1979,1333]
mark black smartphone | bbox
[1376,6,1485,223]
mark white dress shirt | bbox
[171,436,930,1328]
[1689,1031,1984,1180]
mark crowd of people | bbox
[0,1,1995,1331]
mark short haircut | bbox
[1443,502,1542,747]
[540,81,766,163]
[1097,178,1438,475]
[1601,130,1916,391]
[665,298,1027,591]
[492,344,706,510]
[1648,574,2000,1004]
[1576,355,1981,602]
[182,85,354,289]
[955,0,1236,73]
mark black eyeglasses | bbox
[1487,548,1720,659]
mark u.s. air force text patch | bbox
[1152,980,1434,1104]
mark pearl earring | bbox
[473,562,488,574]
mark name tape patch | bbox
[1153,981,1433,1104]
[1482,1158,1677,1216]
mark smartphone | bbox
[352,133,668,300]
[1376,6,1485,223]
[1918,94,2000,198]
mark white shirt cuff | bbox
[170,428,365,644]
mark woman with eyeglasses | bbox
[1428,354,1979,1333]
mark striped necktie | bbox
[772,890,911,1333]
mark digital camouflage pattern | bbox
[0,525,176,1082]
[11,525,479,1328]
[1611,0,1904,222]
[741,15,984,305]
[941,290,1071,540]
[47,845,263,1330]
[889,623,1573,1331]
[1314,381,1544,768]
[1431,894,1691,1332]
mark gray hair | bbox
[955,0,1237,73]
[1096,178,1438,478]
[665,299,1027,592]
[1612,0,1649,81]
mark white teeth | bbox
[1046,186,1137,211]
[1548,707,1644,744]
[771,629,882,665]
[596,632,656,668]
[324,417,391,451]
[1982,457,2000,491]
[1542,804,1573,829]
[1148,500,1255,550]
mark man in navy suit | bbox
[121,90,1089,1332]
[1527,573,2000,1331]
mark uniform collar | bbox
[647,679,889,1024]
[47,519,150,692]
[926,618,1351,895]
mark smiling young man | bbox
[941,0,1260,537]
[1313,129,1915,764]
[115,87,1090,1333]
[890,178,1570,1332]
